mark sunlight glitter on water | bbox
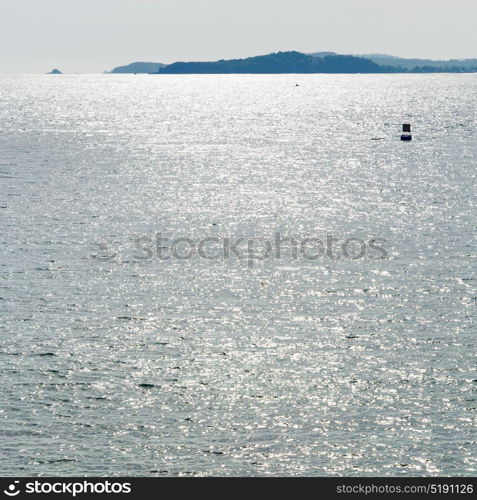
[0,74,476,476]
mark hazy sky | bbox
[1,0,476,73]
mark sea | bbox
[0,74,475,476]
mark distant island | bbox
[110,61,166,74]
[109,51,477,75]
[47,69,63,74]
[159,52,385,74]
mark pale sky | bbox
[1,0,476,73]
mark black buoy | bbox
[401,123,412,141]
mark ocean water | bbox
[0,74,475,477]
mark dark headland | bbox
[110,51,477,74]
[47,69,63,74]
